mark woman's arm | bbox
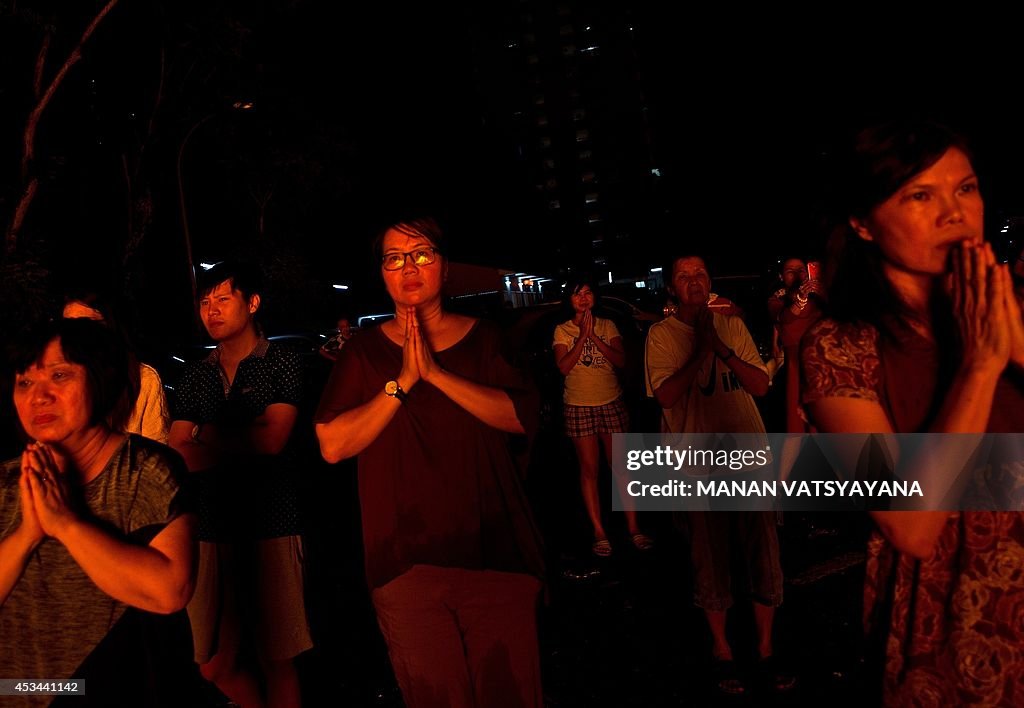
[0,529,40,606]
[716,347,769,397]
[22,444,197,613]
[423,368,525,434]
[554,336,588,376]
[651,347,709,410]
[807,397,968,559]
[711,313,769,397]
[807,251,1007,558]
[315,387,407,463]
[0,465,45,606]
[136,365,170,444]
[52,512,197,614]
[411,313,524,433]
[317,316,423,463]
[21,451,196,613]
[590,333,626,369]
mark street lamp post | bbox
[176,113,215,306]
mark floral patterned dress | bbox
[802,317,1024,707]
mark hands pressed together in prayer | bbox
[949,242,1024,374]
[18,442,77,543]
[694,306,733,360]
[399,307,442,391]
[577,309,596,342]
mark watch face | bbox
[385,380,399,395]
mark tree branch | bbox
[8,0,122,255]
[32,30,51,101]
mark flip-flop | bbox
[591,539,613,557]
[630,533,654,551]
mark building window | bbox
[561,44,576,57]
[581,170,595,183]
[536,115,548,127]
[545,177,558,190]
[578,149,592,161]
[572,109,587,122]
[543,158,556,170]
[559,24,574,36]
[527,54,539,65]
[585,192,598,204]
[540,136,551,149]
[548,200,561,210]
[533,94,545,106]
[575,129,589,143]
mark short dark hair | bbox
[196,260,263,302]
[371,216,447,263]
[7,318,134,432]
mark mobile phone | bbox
[807,261,821,281]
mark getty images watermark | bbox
[611,433,1024,512]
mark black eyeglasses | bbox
[381,247,438,271]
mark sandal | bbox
[591,539,613,557]
[630,533,654,551]
[756,655,797,693]
[712,658,746,696]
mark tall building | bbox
[466,1,665,286]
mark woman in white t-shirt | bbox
[553,279,652,557]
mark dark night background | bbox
[3,2,1021,355]
[2,3,1023,707]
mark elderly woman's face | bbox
[852,147,984,278]
[380,227,445,308]
[13,338,93,444]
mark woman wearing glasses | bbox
[315,217,544,708]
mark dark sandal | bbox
[757,655,797,693]
[712,658,746,696]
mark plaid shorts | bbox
[564,397,630,438]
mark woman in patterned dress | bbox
[801,120,1024,705]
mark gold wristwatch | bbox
[384,380,407,403]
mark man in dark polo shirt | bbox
[168,261,311,707]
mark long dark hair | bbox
[823,119,974,329]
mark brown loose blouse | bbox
[315,320,545,591]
